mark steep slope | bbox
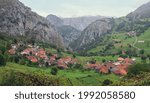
[71,18,114,51]
[46,14,64,27]
[57,25,81,47]
[127,1,150,20]
[0,0,64,48]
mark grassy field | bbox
[135,28,150,54]
[87,28,150,55]
[0,62,120,86]
[77,56,119,64]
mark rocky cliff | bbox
[71,18,114,51]
[0,0,64,48]
[46,14,64,27]
[127,1,150,20]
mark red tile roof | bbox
[104,62,115,69]
[21,48,34,55]
[113,69,127,75]
[86,63,101,69]
[26,56,38,63]
[99,65,109,74]
[70,58,78,64]
[59,57,72,64]
[57,59,68,69]
[117,57,124,61]
[124,58,134,64]
[36,48,47,59]
[8,49,16,55]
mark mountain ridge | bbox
[46,15,105,30]
[0,0,64,48]
[127,1,150,20]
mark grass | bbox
[87,32,135,54]
[0,62,120,86]
[57,69,120,86]
[77,55,119,65]
[87,27,150,56]
[135,28,150,54]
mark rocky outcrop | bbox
[46,14,64,27]
[0,0,64,48]
[71,18,114,51]
[46,15,105,48]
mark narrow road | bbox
[131,35,141,51]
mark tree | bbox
[0,46,6,54]
[0,54,6,66]
[141,55,147,63]
[140,49,145,55]
[89,59,96,64]
[13,38,18,44]
[119,54,128,59]
[73,54,76,58]
[102,59,106,63]
[51,67,58,75]
[127,63,150,77]
[147,55,150,63]
[102,79,113,86]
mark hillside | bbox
[57,25,81,47]
[0,0,64,48]
[1,0,150,86]
[70,18,115,51]
[86,27,150,57]
[127,1,150,20]
[46,14,64,27]
[46,15,106,48]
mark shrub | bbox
[127,63,150,77]
[0,46,6,54]
[51,67,58,75]
[89,59,96,64]
[19,59,26,65]
[13,55,20,63]
[74,63,84,70]
[119,54,128,59]
[0,54,6,66]
[102,79,113,86]
[102,59,106,63]
[139,49,145,55]
[0,69,70,86]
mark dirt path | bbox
[131,35,141,51]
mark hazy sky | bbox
[19,0,150,17]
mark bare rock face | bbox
[46,14,105,48]
[127,1,150,20]
[71,18,114,51]
[46,14,64,27]
[0,0,64,48]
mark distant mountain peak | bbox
[46,14,64,27]
[127,1,150,20]
[46,14,105,30]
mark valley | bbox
[0,0,150,86]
